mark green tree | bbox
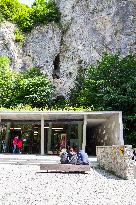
[0,56,15,107]
[70,53,136,146]
[0,57,54,108]
[32,0,60,25]
[12,67,54,108]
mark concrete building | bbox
[0,111,124,155]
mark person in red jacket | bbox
[13,136,18,154]
[17,139,23,154]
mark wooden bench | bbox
[40,164,90,173]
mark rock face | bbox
[23,24,62,78]
[0,22,23,71]
[0,0,135,97]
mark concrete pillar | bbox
[78,121,83,149]
[41,115,44,155]
[5,122,11,153]
[47,122,52,153]
[119,112,124,145]
[82,115,87,151]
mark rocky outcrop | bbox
[23,24,62,78]
[55,0,136,96]
[0,0,135,97]
[0,22,23,71]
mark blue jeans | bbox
[13,145,17,154]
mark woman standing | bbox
[13,136,18,154]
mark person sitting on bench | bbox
[67,147,78,165]
[78,150,90,165]
[73,146,90,165]
[60,147,90,165]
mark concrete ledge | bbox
[40,164,90,172]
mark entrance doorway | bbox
[46,122,80,155]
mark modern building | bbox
[0,111,124,155]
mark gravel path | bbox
[0,164,136,205]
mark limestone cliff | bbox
[0,0,135,97]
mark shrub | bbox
[32,0,61,25]
[0,0,60,32]
[0,13,5,24]
[0,56,54,108]
[14,28,25,42]
[0,56,15,107]
[11,67,54,108]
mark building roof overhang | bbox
[0,111,122,123]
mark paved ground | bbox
[0,155,135,205]
[0,154,98,166]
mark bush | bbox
[0,0,60,32]
[0,56,54,108]
[0,13,5,24]
[14,28,25,42]
[0,56,16,107]
[11,67,54,108]
[32,0,61,25]
[0,0,33,31]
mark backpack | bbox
[68,153,78,165]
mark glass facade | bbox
[0,121,41,154]
[46,123,81,154]
[0,120,83,155]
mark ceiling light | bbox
[52,128,63,130]
[44,127,63,130]
[10,128,21,130]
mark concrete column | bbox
[41,115,44,155]
[78,121,83,149]
[119,112,124,145]
[82,115,87,151]
[5,122,11,153]
[47,122,52,153]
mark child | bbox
[17,139,23,154]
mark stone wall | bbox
[92,113,123,146]
[0,0,135,97]
[96,145,136,179]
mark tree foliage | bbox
[0,56,54,108]
[0,0,60,32]
[69,53,136,147]
[13,67,54,108]
[0,56,15,107]
[32,0,60,25]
